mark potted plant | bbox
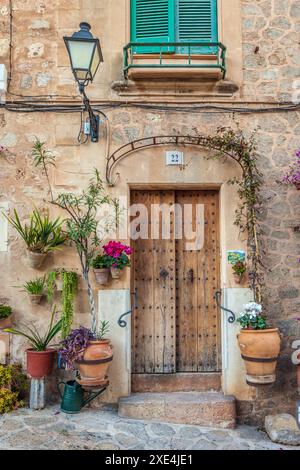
[5,208,67,268]
[21,276,46,304]
[0,304,13,329]
[237,302,281,386]
[5,307,62,378]
[91,254,111,285]
[103,241,132,279]
[281,149,300,190]
[47,270,77,339]
[232,260,247,284]
[59,321,112,387]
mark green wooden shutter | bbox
[177,0,218,53]
[131,0,175,53]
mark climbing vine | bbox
[197,127,264,302]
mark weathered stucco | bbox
[0,0,299,425]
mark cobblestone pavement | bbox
[0,405,300,450]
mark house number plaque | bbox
[165,150,184,166]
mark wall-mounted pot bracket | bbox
[214,290,236,324]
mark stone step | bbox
[119,392,236,429]
[132,373,221,393]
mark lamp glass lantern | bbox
[64,22,103,85]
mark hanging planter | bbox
[237,303,280,386]
[0,304,13,329]
[20,276,46,304]
[110,266,122,279]
[232,260,247,285]
[26,251,48,269]
[91,254,111,285]
[4,208,67,270]
[103,241,132,280]
[94,268,110,285]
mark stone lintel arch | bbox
[106,135,244,185]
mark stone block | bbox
[265,414,300,446]
[119,392,236,429]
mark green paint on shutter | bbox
[177,0,218,53]
[131,0,175,53]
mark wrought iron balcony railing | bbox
[123,42,226,79]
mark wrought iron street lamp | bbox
[64,23,103,142]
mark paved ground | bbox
[0,405,300,450]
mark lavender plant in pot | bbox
[59,322,112,387]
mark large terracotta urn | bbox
[237,328,281,386]
[75,340,113,387]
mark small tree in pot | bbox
[236,302,281,386]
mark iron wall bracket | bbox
[118,289,138,328]
[214,290,236,324]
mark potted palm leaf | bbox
[0,304,13,329]
[5,208,67,269]
[5,307,62,378]
[21,276,46,304]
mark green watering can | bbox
[57,380,106,414]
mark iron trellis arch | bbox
[106,135,244,186]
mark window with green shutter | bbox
[131,0,218,54]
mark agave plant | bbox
[5,307,62,351]
[5,208,67,253]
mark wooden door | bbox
[131,189,220,375]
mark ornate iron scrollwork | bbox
[214,290,236,324]
[117,289,138,328]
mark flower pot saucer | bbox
[75,376,109,390]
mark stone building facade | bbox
[0,0,299,426]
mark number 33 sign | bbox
[166,151,184,166]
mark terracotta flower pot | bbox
[29,294,43,305]
[26,251,48,269]
[237,328,281,386]
[26,348,56,378]
[233,273,243,284]
[75,340,113,387]
[93,268,110,285]
[0,314,13,329]
[110,267,122,279]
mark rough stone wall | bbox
[0,0,299,425]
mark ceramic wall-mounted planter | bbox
[237,328,281,386]
[93,268,110,285]
[29,294,43,305]
[0,314,13,329]
[110,267,122,279]
[26,251,48,269]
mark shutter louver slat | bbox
[178,0,218,53]
[131,0,175,53]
